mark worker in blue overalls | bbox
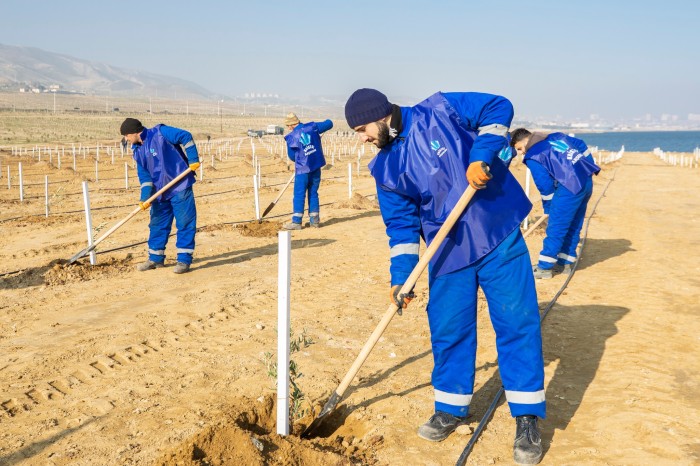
[345,89,545,465]
[121,118,200,274]
[511,129,600,279]
[282,112,333,230]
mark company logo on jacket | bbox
[549,140,582,163]
[430,140,447,157]
[149,148,158,157]
[299,132,317,156]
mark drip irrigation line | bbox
[0,191,379,277]
[454,171,617,466]
[0,176,310,223]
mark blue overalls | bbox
[133,125,198,265]
[370,92,546,419]
[524,133,600,269]
[285,120,333,225]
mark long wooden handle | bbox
[272,173,295,205]
[335,185,479,395]
[85,168,193,253]
[522,214,548,239]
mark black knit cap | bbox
[120,118,145,136]
[344,88,393,128]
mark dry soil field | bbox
[0,114,699,466]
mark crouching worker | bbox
[282,112,333,230]
[510,129,600,279]
[120,118,200,274]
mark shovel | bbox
[260,173,295,223]
[522,214,548,238]
[67,167,194,264]
[301,182,481,439]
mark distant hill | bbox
[0,43,217,99]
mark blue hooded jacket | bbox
[285,120,332,174]
[369,92,532,282]
[524,133,600,196]
[132,125,196,201]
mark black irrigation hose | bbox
[0,170,352,224]
[454,170,617,465]
[0,191,378,277]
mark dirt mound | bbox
[154,395,379,466]
[236,221,283,237]
[334,193,378,210]
[43,255,134,286]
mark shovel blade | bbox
[301,391,341,439]
[261,202,275,220]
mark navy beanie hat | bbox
[344,88,393,128]
[120,118,145,136]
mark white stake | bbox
[199,163,203,181]
[58,150,61,169]
[523,168,531,230]
[253,175,261,220]
[45,175,49,217]
[6,166,9,189]
[81,181,97,265]
[95,159,99,182]
[18,163,24,202]
[73,153,76,171]
[124,163,129,189]
[348,163,353,198]
[277,230,291,436]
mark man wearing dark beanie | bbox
[345,89,544,464]
[121,118,201,274]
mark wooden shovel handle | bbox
[335,184,479,395]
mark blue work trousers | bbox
[147,187,197,264]
[427,228,546,419]
[291,168,321,224]
[538,177,593,269]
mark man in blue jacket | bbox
[345,89,545,465]
[282,112,333,230]
[120,118,200,274]
[510,129,600,279]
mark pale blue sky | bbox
[1,0,698,120]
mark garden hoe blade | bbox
[301,392,342,439]
[259,173,294,224]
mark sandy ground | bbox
[0,144,698,466]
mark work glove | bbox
[139,185,155,210]
[189,162,201,172]
[466,161,492,190]
[390,284,415,316]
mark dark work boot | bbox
[136,260,164,272]
[417,411,466,442]
[173,262,191,274]
[513,415,543,465]
[532,266,553,280]
[553,263,573,275]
